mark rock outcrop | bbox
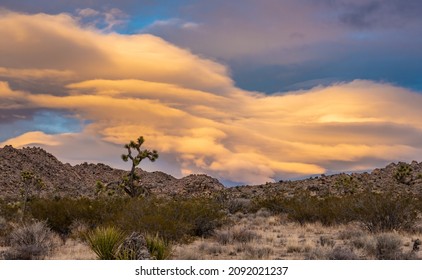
[0,145,224,199]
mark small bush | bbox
[251,196,287,214]
[351,234,375,252]
[145,233,172,260]
[215,230,233,245]
[85,226,126,260]
[373,233,403,260]
[327,246,359,260]
[226,198,252,214]
[232,229,260,244]
[244,245,273,259]
[6,220,55,260]
[319,236,336,248]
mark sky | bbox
[1,0,422,185]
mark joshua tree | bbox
[120,136,158,197]
[394,163,413,185]
[20,170,44,221]
[97,136,158,198]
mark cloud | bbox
[144,18,200,31]
[76,7,129,32]
[2,1,421,94]
[322,0,422,29]
[1,131,62,147]
[140,0,422,93]
[1,10,422,185]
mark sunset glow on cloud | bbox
[1,4,422,185]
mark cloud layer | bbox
[1,10,422,184]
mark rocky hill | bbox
[0,145,224,200]
[2,145,422,201]
[227,161,422,199]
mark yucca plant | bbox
[85,226,126,260]
[145,233,172,260]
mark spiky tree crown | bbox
[121,136,158,167]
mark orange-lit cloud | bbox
[1,10,422,184]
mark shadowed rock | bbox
[116,232,150,260]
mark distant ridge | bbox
[2,145,422,200]
[0,145,224,199]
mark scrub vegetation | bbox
[1,190,422,260]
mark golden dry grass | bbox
[171,212,422,260]
[46,239,96,260]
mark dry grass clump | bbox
[243,245,273,259]
[214,227,261,245]
[372,233,404,260]
[173,245,204,260]
[327,246,359,260]
[306,246,359,260]
[68,219,90,241]
[226,198,252,214]
[318,236,336,248]
[350,233,376,252]
[5,220,57,260]
[46,239,95,260]
[233,228,261,243]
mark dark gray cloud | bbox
[339,1,382,29]
[138,0,422,93]
[0,108,38,124]
[321,0,422,29]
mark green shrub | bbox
[0,199,21,222]
[351,192,419,232]
[185,198,226,237]
[28,198,125,235]
[252,191,420,231]
[85,226,126,260]
[251,195,287,214]
[115,197,226,242]
[145,233,172,260]
[252,193,352,226]
[274,194,351,226]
